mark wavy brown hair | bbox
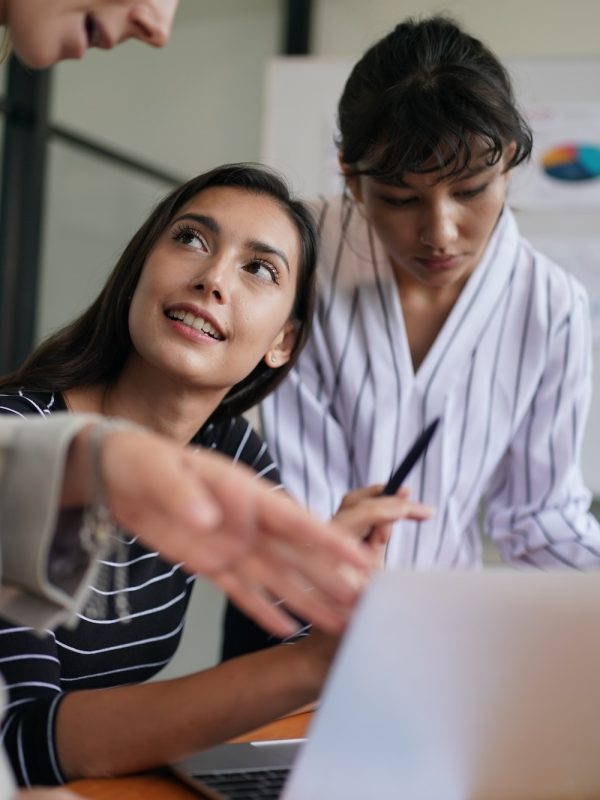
[0,164,318,421]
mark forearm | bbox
[487,492,600,569]
[57,638,329,780]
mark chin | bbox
[15,45,61,70]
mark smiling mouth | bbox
[165,309,225,341]
[85,14,112,49]
[85,14,99,47]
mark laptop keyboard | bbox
[194,766,290,799]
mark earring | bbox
[269,354,278,366]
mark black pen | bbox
[364,417,440,541]
[381,417,440,496]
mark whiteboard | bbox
[261,56,600,494]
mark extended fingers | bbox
[215,570,301,640]
[256,490,372,577]
[337,484,386,510]
[238,551,351,636]
[335,495,433,539]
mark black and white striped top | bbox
[261,199,600,570]
[0,389,279,787]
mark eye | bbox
[244,258,280,285]
[171,224,209,251]
[454,183,488,200]
[379,194,419,208]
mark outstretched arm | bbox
[64,423,372,638]
[0,471,426,786]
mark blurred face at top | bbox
[345,142,513,292]
[1,0,179,69]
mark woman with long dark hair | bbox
[0,162,429,786]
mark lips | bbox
[164,306,226,341]
[416,255,462,271]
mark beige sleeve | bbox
[0,413,105,630]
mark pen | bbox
[364,417,440,541]
[381,417,440,496]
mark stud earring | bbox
[270,354,278,365]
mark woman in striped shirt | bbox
[257,19,600,586]
[226,16,600,662]
[0,163,428,787]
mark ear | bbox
[338,152,363,204]
[263,320,298,369]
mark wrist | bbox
[292,631,339,697]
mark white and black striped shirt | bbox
[0,389,279,787]
[261,199,600,570]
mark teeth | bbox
[167,310,223,340]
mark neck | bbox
[66,361,229,444]
[393,265,468,308]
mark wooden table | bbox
[67,710,312,799]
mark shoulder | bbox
[0,389,64,419]
[194,415,277,478]
[520,239,589,322]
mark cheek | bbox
[127,279,156,335]
[9,24,54,68]
[473,192,506,240]
[377,218,413,255]
[234,299,289,357]
[127,299,141,343]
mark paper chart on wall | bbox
[509,103,600,210]
[531,236,600,345]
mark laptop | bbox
[171,569,600,799]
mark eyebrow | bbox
[172,214,290,272]
[247,240,290,273]
[173,213,220,235]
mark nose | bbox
[419,200,459,252]
[128,1,177,48]
[192,258,230,303]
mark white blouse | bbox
[262,198,600,569]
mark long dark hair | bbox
[1,164,318,421]
[337,15,533,182]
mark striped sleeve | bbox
[0,625,66,787]
[0,391,81,785]
[484,274,600,568]
[0,389,196,786]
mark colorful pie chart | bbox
[541,143,600,182]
